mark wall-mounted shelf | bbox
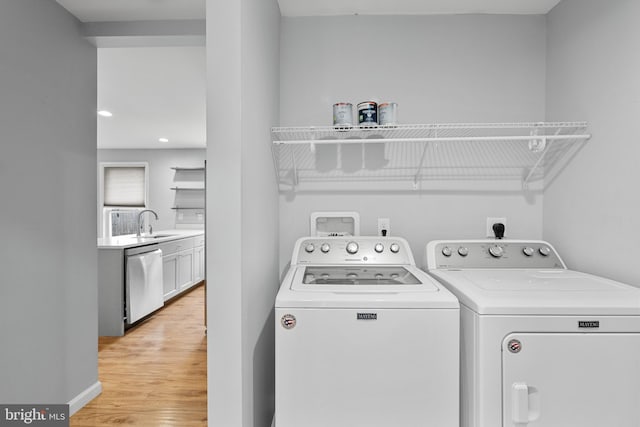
[170,187,205,191]
[271,122,591,191]
[171,167,205,171]
[171,165,205,226]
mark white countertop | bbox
[98,229,204,250]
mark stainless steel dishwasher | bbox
[125,245,164,325]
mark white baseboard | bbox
[68,381,102,416]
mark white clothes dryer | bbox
[275,236,460,427]
[425,240,640,427]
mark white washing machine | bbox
[275,236,460,427]
[425,240,640,427]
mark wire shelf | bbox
[271,122,590,191]
[170,187,205,190]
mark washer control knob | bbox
[458,247,469,257]
[320,243,331,253]
[390,243,400,253]
[539,246,551,257]
[304,243,315,253]
[523,247,535,257]
[442,246,453,257]
[374,243,384,253]
[489,245,504,258]
[346,241,359,254]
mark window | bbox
[98,162,149,237]
[103,166,146,207]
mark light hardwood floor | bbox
[71,284,207,426]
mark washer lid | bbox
[297,266,424,287]
[276,265,459,309]
[429,269,640,315]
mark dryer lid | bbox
[461,269,629,292]
[429,269,640,315]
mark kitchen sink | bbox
[138,234,177,239]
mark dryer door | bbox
[502,333,640,427]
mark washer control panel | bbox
[429,240,565,269]
[295,237,414,265]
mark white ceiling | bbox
[57,0,562,149]
[98,47,206,149]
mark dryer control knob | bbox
[458,247,469,257]
[539,246,551,256]
[523,247,535,257]
[320,243,331,253]
[489,245,504,258]
[304,243,315,253]
[390,243,400,253]
[442,246,453,257]
[346,241,359,254]
[374,243,384,253]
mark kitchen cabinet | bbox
[271,122,591,191]
[98,230,205,336]
[162,253,178,300]
[177,250,195,291]
[193,235,205,284]
[159,236,201,300]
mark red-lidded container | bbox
[378,102,398,126]
[333,103,353,127]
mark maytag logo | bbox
[578,320,600,329]
[357,313,377,320]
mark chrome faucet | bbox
[136,209,159,237]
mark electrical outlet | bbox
[377,218,390,236]
[486,217,507,238]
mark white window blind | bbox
[103,166,146,207]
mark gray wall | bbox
[206,0,280,425]
[0,0,99,408]
[545,0,640,286]
[279,15,547,270]
[97,149,206,234]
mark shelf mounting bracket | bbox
[413,130,433,189]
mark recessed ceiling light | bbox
[158,138,169,143]
[97,110,113,117]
